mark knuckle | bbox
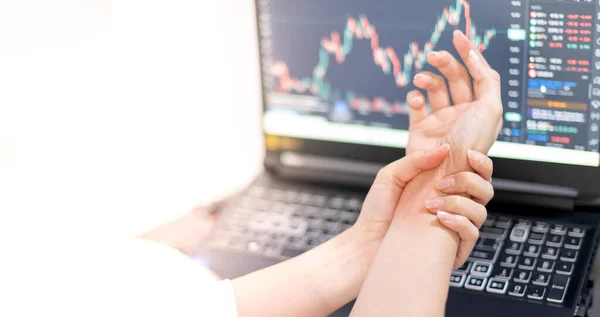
[375,166,392,183]
[451,195,465,208]
[490,70,501,82]
[473,228,480,240]
[488,183,496,200]
[464,172,475,187]
[477,207,488,228]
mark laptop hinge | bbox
[276,152,578,211]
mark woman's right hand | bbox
[355,147,494,270]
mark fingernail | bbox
[437,211,455,222]
[414,73,430,84]
[411,95,424,105]
[425,199,444,210]
[468,149,485,165]
[436,177,455,190]
[453,29,463,38]
[428,51,439,59]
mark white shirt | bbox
[3,238,238,317]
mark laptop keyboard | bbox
[452,216,586,304]
[207,183,588,305]
[207,185,363,259]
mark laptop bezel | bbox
[253,0,600,201]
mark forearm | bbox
[232,227,377,317]
[351,167,460,317]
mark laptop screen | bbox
[258,0,600,167]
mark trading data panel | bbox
[258,0,600,155]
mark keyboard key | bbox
[528,232,546,245]
[263,243,283,258]
[306,238,321,249]
[281,248,304,258]
[523,244,541,257]
[505,242,524,255]
[450,272,467,288]
[456,261,473,273]
[322,209,339,221]
[486,278,509,294]
[537,259,555,273]
[328,197,345,209]
[568,227,585,238]
[513,270,532,283]
[481,226,507,239]
[565,237,582,250]
[470,249,499,262]
[556,262,574,275]
[518,219,532,227]
[300,193,327,207]
[246,241,264,254]
[287,236,308,250]
[547,275,570,304]
[345,197,363,211]
[495,216,513,229]
[508,283,527,297]
[550,224,567,235]
[546,234,565,247]
[476,238,502,252]
[527,285,546,300]
[560,249,578,263]
[533,221,550,233]
[339,211,358,225]
[532,272,550,286]
[518,256,537,270]
[492,267,514,280]
[509,225,529,243]
[484,215,495,227]
[465,275,488,291]
[541,246,559,260]
[471,261,493,277]
[500,254,518,268]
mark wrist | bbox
[306,227,380,311]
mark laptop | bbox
[200,0,600,316]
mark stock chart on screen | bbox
[258,0,600,166]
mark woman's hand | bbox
[355,146,493,265]
[424,149,494,269]
[406,30,503,166]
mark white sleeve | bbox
[197,279,239,317]
[5,237,239,317]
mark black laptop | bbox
[200,0,600,316]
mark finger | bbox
[407,90,428,125]
[413,71,451,112]
[374,144,450,191]
[435,172,494,205]
[467,150,494,181]
[452,30,501,102]
[427,50,474,104]
[436,212,479,270]
[425,195,488,228]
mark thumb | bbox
[359,144,451,227]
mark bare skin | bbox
[349,30,503,317]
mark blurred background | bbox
[0,0,263,240]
